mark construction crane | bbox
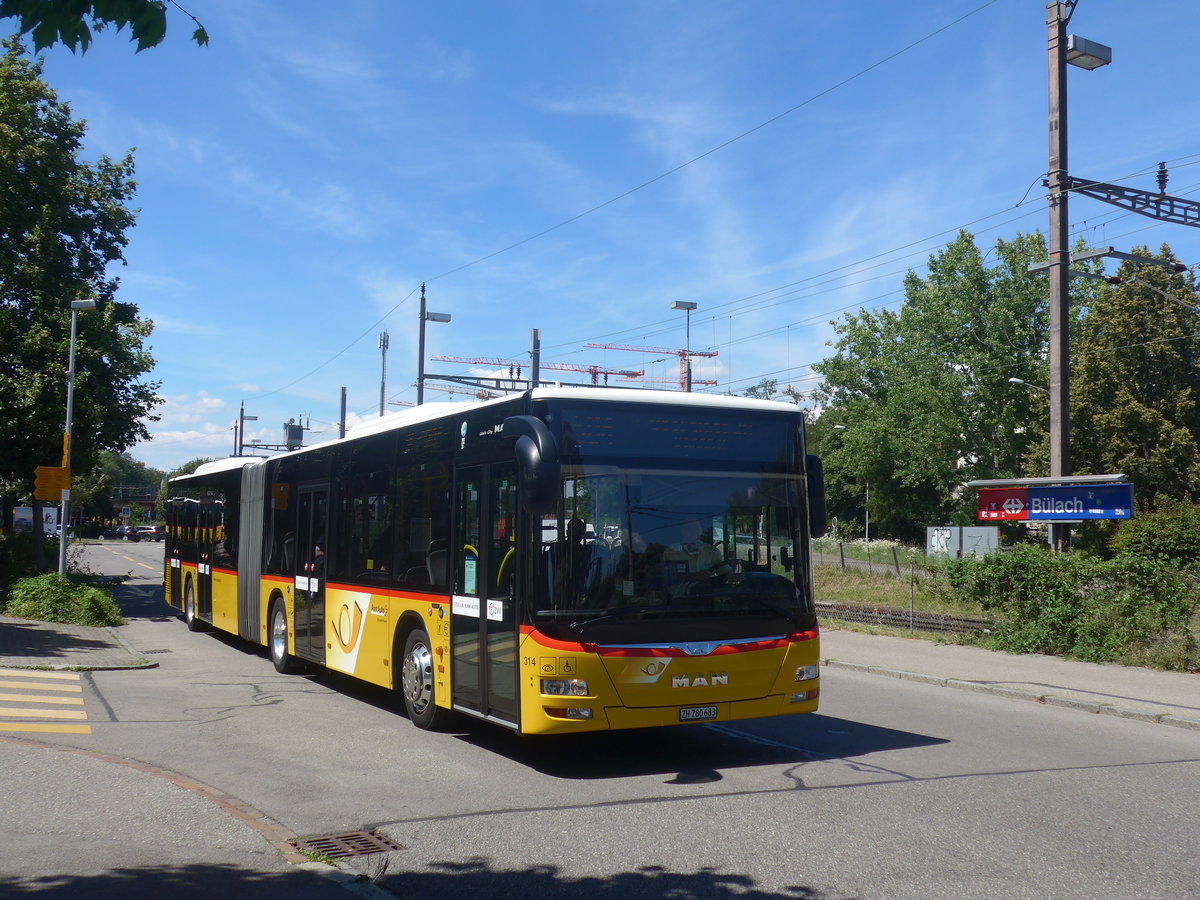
[417,382,500,400]
[432,355,644,385]
[585,342,718,391]
[634,375,718,387]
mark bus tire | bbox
[400,627,447,730]
[184,579,204,632]
[269,599,295,674]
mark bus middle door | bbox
[197,501,218,622]
[293,484,329,665]
[451,463,519,726]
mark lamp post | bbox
[670,300,697,391]
[416,283,452,405]
[832,424,868,543]
[58,299,96,577]
[1008,377,1049,394]
[1045,1,1111,550]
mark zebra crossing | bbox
[0,667,92,735]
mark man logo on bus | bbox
[672,673,729,688]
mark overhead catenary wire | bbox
[245,1,1006,404]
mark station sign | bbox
[977,483,1133,521]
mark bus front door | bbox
[294,485,329,665]
[451,463,519,726]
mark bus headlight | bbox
[541,678,589,697]
[795,664,819,682]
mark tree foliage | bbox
[0,40,160,494]
[1070,246,1200,507]
[813,231,1052,541]
[811,228,1200,542]
[0,0,207,52]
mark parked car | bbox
[101,525,140,542]
[137,525,166,542]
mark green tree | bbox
[742,378,779,400]
[0,41,160,564]
[0,0,207,52]
[1070,246,1200,508]
[813,231,1054,541]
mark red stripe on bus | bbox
[519,625,819,656]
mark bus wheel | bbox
[184,579,203,632]
[269,600,295,674]
[400,628,446,730]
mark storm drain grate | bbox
[142,649,171,654]
[291,830,406,859]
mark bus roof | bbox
[173,388,804,478]
[171,455,259,484]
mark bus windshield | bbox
[532,467,814,644]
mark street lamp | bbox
[58,298,96,577]
[416,283,451,405]
[1045,2,1110,551]
[671,300,697,392]
[832,424,869,543]
[1008,377,1049,394]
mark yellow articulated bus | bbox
[164,388,827,735]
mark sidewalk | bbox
[0,613,393,899]
[0,614,155,669]
[820,625,1200,731]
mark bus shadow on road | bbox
[456,713,948,780]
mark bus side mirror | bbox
[806,454,827,538]
[503,415,560,515]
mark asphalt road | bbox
[22,541,1200,899]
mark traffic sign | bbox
[33,466,71,501]
[978,483,1133,521]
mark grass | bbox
[812,561,988,619]
[813,537,927,568]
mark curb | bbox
[100,624,160,671]
[822,658,1200,732]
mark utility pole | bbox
[530,328,541,388]
[1046,1,1071,551]
[378,331,390,416]
[416,284,451,405]
[237,402,257,456]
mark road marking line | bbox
[0,706,87,720]
[0,693,84,705]
[0,668,81,680]
[0,680,83,693]
[138,562,156,571]
[0,723,91,734]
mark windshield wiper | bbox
[569,604,673,632]
[755,602,808,630]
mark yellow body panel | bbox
[517,630,820,735]
[210,570,238,633]
[168,562,818,736]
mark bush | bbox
[943,544,1199,670]
[3,573,124,627]
[1110,503,1200,565]
[0,532,44,593]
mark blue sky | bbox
[31,0,1200,471]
